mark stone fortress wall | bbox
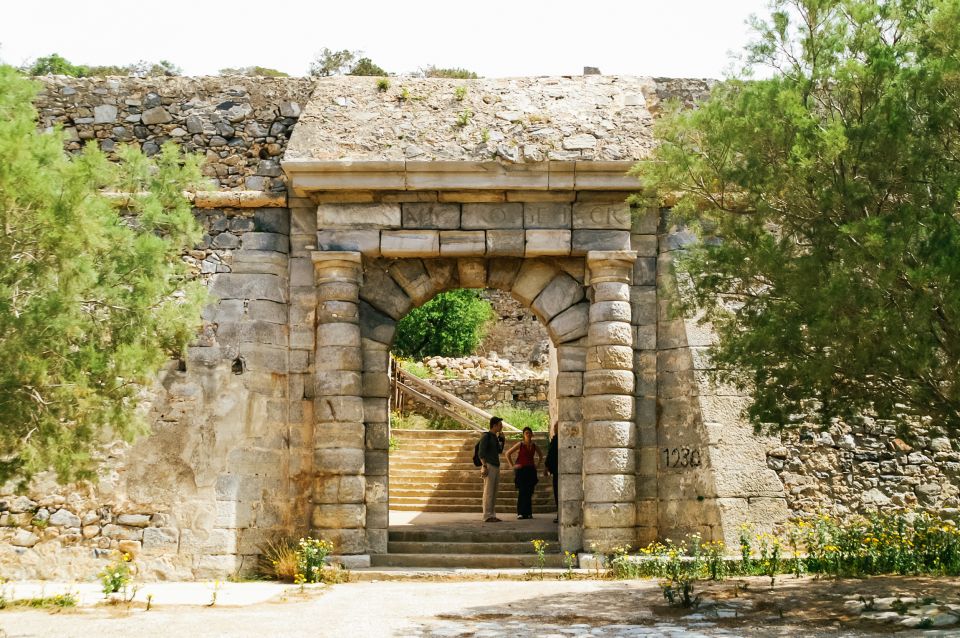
[0,73,955,580]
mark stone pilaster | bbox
[311,251,366,554]
[583,250,638,552]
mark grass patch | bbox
[1,593,78,610]
[492,403,549,432]
[398,359,432,379]
[257,537,299,582]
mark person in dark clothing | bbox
[479,416,506,522]
[506,427,543,519]
[545,424,559,524]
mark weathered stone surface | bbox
[388,259,434,306]
[141,106,173,125]
[583,370,634,395]
[583,448,636,474]
[242,232,289,253]
[93,104,117,123]
[318,204,401,229]
[584,421,636,448]
[487,258,523,290]
[315,422,365,449]
[573,203,631,229]
[440,231,485,257]
[461,203,523,229]
[380,230,440,257]
[572,230,631,254]
[12,529,40,547]
[584,474,636,502]
[525,230,571,256]
[210,274,287,303]
[457,258,487,288]
[582,395,634,421]
[588,301,631,323]
[402,203,460,228]
[314,448,365,475]
[359,266,412,320]
[583,502,635,528]
[314,391,365,421]
[358,301,397,344]
[48,509,81,528]
[548,303,589,343]
[587,321,633,347]
[511,260,557,305]
[317,229,380,257]
[485,230,525,257]
[524,203,572,228]
[531,274,584,322]
[311,504,365,529]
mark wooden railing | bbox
[390,357,520,433]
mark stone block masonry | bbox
[35,76,313,191]
[8,73,908,580]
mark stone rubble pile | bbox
[421,353,548,381]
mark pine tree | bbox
[0,67,206,485]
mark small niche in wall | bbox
[232,357,245,375]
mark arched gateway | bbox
[3,75,788,579]
[279,76,789,564]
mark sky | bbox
[0,0,771,79]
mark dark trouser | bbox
[515,465,538,517]
[552,471,558,510]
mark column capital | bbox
[586,250,637,285]
[311,250,363,285]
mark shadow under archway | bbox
[358,256,588,562]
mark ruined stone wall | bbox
[771,422,960,521]
[478,290,550,367]
[34,75,314,191]
[400,377,549,413]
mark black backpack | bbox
[472,436,483,467]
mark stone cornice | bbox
[281,160,638,195]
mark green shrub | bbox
[376,77,390,92]
[393,290,494,359]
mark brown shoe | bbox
[484,517,502,523]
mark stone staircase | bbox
[371,526,563,568]
[377,429,561,569]
[389,429,555,514]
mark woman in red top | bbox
[506,427,544,519]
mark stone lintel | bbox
[284,160,636,193]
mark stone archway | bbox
[310,241,639,558]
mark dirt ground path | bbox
[3,576,959,637]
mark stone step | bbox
[389,461,485,471]
[390,498,555,514]
[389,528,559,543]
[388,541,545,555]
[370,553,565,569]
[390,503,555,513]
[390,484,553,500]
[389,469,509,481]
[389,493,553,505]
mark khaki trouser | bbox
[482,464,500,520]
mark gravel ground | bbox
[0,577,953,637]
